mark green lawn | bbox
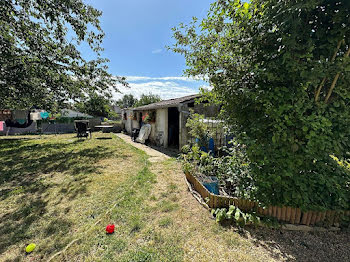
[0,133,165,261]
[1,134,349,262]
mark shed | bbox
[122,94,220,150]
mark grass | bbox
[1,133,348,262]
[0,134,189,262]
[158,200,179,213]
[159,217,173,228]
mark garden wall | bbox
[41,123,75,134]
[1,122,37,135]
[185,172,350,227]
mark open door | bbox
[168,107,179,148]
[139,112,142,128]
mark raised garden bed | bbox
[185,172,350,227]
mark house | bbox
[122,94,221,150]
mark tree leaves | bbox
[0,0,127,111]
[171,0,350,211]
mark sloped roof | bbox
[132,94,200,111]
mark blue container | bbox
[208,137,215,156]
[195,138,208,152]
[202,176,219,195]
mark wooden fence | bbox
[185,172,350,227]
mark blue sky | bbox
[83,0,214,100]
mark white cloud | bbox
[125,76,199,82]
[112,75,209,101]
[113,80,198,100]
[151,48,163,54]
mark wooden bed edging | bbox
[185,172,350,227]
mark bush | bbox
[186,112,213,149]
[173,0,350,211]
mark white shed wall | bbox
[123,109,133,134]
[155,108,168,147]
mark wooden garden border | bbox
[185,172,350,226]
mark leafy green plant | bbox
[75,93,117,119]
[158,217,173,228]
[142,113,151,123]
[181,141,253,199]
[186,112,213,149]
[212,205,261,227]
[172,0,350,211]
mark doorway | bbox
[139,112,142,127]
[168,107,179,147]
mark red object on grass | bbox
[106,224,115,234]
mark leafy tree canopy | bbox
[134,93,161,107]
[116,93,161,108]
[75,93,116,119]
[0,0,126,111]
[116,94,138,108]
[172,0,350,210]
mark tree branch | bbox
[315,77,326,102]
[325,46,350,103]
[315,39,343,102]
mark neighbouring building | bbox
[122,94,221,150]
[111,105,122,115]
[0,109,100,135]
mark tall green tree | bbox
[172,0,350,210]
[0,0,126,111]
[75,94,116,118]
[116,94,138,108]
[134,93,161,107]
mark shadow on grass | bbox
[238,227,350,262]
[0,139,113,187]
[146,144,179,158]
[0,137,117,255]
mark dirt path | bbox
[117,133,350,262]
[116,133,273,261]
[116,133,170,163]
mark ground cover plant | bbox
[172,0,350,212]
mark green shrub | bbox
[181,142,252,199]
[185,112,213,149]
[173,0,350,211]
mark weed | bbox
[158,200,179,213]
[167,183,178,192]
[121,248,155,262]
[158,217,173,228]
[149,195,157,201]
